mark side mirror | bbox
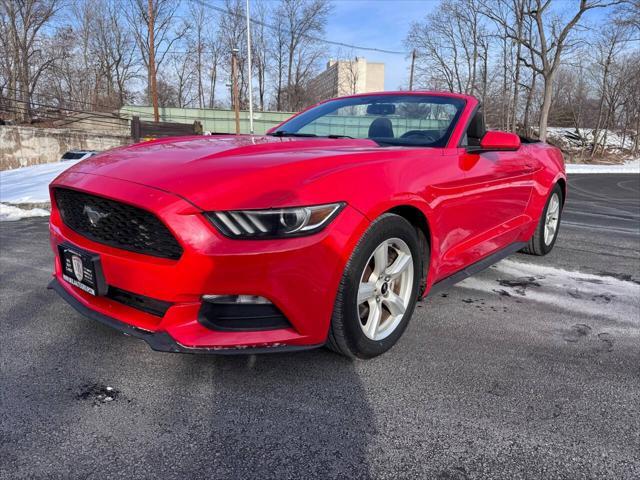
[467,131,521,153]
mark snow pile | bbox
[546,127,636,152]
[0,160,79,204]
[566,158,640,174]
[0,203,50,221]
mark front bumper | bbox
[49,172,369,352]
[48,278,320,354]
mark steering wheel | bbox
[399,130,439,143]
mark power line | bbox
[2,86,129,116]
[0,108,129,131]
[1,100,131,130]
[189,0,409,56]
[3,97,130,127]
[0,106,119,130]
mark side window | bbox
[462,109,486,147]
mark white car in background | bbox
[60,150,98,161]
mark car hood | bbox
[64,134,398,210]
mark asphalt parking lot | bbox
[1,174,639,479]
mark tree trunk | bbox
[502,35,509,131]
[209,63,216,108]
[276,60,283,111]
[511,0,523,133]
[634,114,640,155]
[20,54,31,123]
[538,73,554,141]
[591,57,610,157]
[286,45,294,110]
[258,66,265,111]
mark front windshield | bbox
[271,94,465,147]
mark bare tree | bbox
[514,0,623,141]
[217,0,249,108]
[480,0,531,131]
[344,58,360,95]
[207,37,222,108]
[87,0,139,108]
[252,0,270,111]
[406,0,489,96]
[0,11,12,109]
[614,0,640,32]
[590,23,630,155]
[206,36,222,108]
[269,9,288,110]
[187,1,210,109]
[278,0,331,110]
[166,51,196,108]
[1,0,62,122]
[126,0,186,106]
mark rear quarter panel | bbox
[520,142,566,240]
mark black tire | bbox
[327,214,424,359]
[521,183,563,256]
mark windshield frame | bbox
[269,94,467,148]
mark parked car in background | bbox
[48,91,566,358]
[60,150,98,161]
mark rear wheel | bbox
[327,214,423,358]
[522,184,563,256]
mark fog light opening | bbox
[202,294,271,305]
[198,294,291,332]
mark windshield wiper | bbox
[371,138,436,148]
[268,131,353,139]
[268,130,317,137]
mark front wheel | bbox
[327,214,424,358]
[521,184,563,256]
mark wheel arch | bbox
[556,177,567,204]
[386,204,432,297]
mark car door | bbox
[444,112,535,269]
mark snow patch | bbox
[546,127,635,151]
[0,203,50,221]
[566,159,640,174]
[0,160,80,204]
[457,259,640,325]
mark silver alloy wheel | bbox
[357,238,414,341]
[544,192,560,245]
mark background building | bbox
[308,58,385,101]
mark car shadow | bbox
[147,349,376,478]
[3,299,376,478]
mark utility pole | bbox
[245,0,254,134]
[231,48,240,135]
[408,50,416,91]
[148,0,159,122]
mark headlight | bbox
[205,203,345,239]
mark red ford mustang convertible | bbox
[49,92,566,358]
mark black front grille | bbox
[54,188,183,260]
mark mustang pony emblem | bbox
[83,205,109,227]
